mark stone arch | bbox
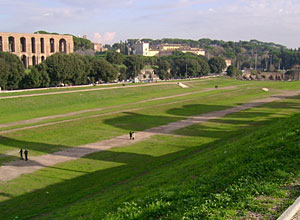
[0,36,2,52]
[50,38,55,53]
[276,75,281,81]
[21,55,27,68]
[269,75,274,80]
[40,38,45,53]
[20,37,26,52]
[32,56,36,66]
[8,36,15,52]
[31,37,36,53]
[59,38,67,53]
[41,56,45,62]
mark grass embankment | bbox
[1,77,300,126]
[0,86,276,165]
[0,79,224,124]
[0,95,300,219]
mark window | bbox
[59,38,67,53]
[20,37,26,52]
[8,36,15,52]
[50,38,55,53]
[40,38,45,53]
[31,37,36,53]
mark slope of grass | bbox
[0,87,276,165]
[0,79,230,124]
[1,95,300,219]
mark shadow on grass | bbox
[1,108,300,219]
[104,112,184,131]
[0,136,70,155]
[1,98,300,218]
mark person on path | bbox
[129,131,132,140]
[132,131,135,140]
[19,149,24,160]
[24,149,28,161]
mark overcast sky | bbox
[1,0,300,48]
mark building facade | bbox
[135,41,205,57]
[93,43,108,52]
[0,32,74,68]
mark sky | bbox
[1,0,300,48]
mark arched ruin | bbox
[59,38,67,53]
[0,32,74,67]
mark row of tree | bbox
[0,51,227,90]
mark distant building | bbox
[134,68,160,82]
[0,32,74,68]
[225,59,232,67]
[135,41,205,57]
[224,59,232,71]
[93,43,108,52]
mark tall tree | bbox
[0,52,25,90]
[124,55,144,78]
[208,57,227,73]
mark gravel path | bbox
[0,86,237,130]
[0,89,299,182]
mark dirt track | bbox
[0,89,299,182]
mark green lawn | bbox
[0,94,300,219]
[1,78,300,219]
[0,86,279,165]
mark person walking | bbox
[129,131,132,140]
[24,149,28,161]
[132,131,135,140]
[19,149,24,160]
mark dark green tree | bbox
[90,58,118,82]
[123,55,144,78]
[106,51,125,65]
[0,52,25,90]
[157,59,171,80]
[45,53,88,86]
[73,36,93,51]
[208,57,227,73]
[227,65,242,77]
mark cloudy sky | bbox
[1,0,300,48]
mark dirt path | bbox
[0,89,299,182]
[0,86,238,132]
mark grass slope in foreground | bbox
[1,96,300,219]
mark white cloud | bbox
[92,32,117,44]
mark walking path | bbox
[0,89,300,182]
[0,86,237,130]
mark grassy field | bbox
[1,77,300,219]
[2,77,299,125]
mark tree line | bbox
[0,51,227,90]
[114,38,300,72]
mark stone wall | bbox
[0,32,74,67]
